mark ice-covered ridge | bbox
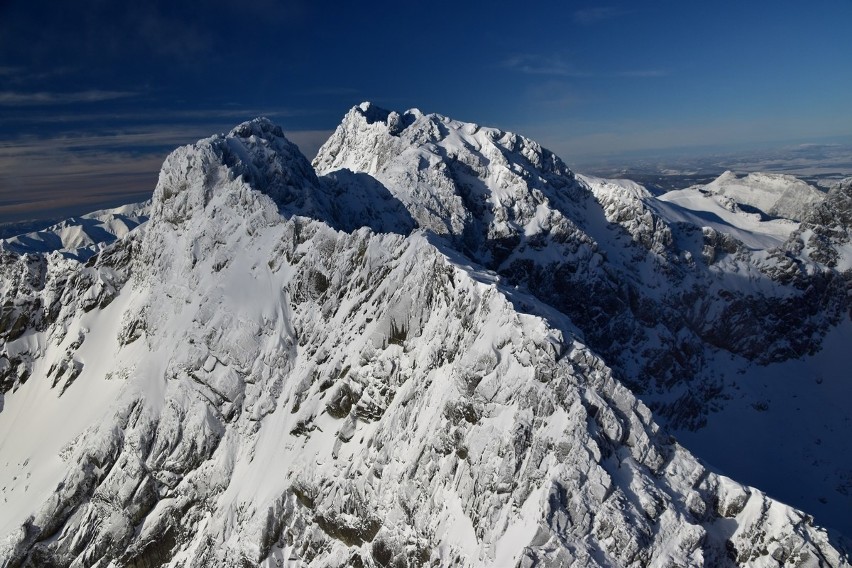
[153,116,416,236]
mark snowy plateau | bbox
[0,102,851,567]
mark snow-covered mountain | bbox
[314,105,852,539]
[0,104,849,567]
[699,170,826,222]
[0,202,150,261]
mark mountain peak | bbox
[355,101,391,124]
[349,101,423,136]
[705,168,825,221]
[151,118,319,227]
[228,116,287,140]
[314,103,583,248]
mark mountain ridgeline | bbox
[0,103,850,567]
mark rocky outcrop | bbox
[785,177,852,270]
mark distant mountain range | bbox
[0,202,149,261]
[580,139,852,192]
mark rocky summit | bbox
[0,104,850,567]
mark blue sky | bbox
[1,0,851,221]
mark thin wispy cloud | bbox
[503,54,668,79]
[502,54,588,77]
[614,69,669,78]
[0,123,329,160]
[0,90,137,106]
[517,113,852,166]
[0,129,210,158]
[0,145,161,223]
[298,87,360,96]
[0,66,79,86]
[0,107,311,126]
[573,6,631,25]
[0,128,214,215]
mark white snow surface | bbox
[654,185,799,250]
[0,108,849,567]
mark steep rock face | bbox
[313,105,852,534]
[0,111,849,567]
[785,177,852,271]
[313,104,851,423]
[0,241,135,402]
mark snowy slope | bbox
[0,110,849,567]
[653,184,799,250]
